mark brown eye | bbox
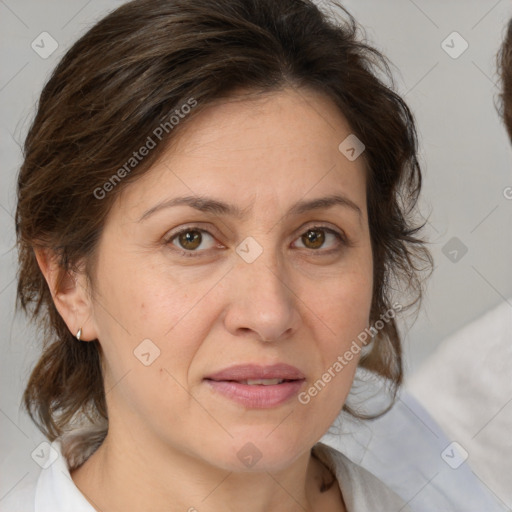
[302,228,325,249]
[293,226,346,252]
[177,230,202,250]
[168,228,217,255]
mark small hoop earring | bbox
[76,328,82,341]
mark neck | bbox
[70,428,339,512]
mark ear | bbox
[34,248,98,342]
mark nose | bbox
[222,250,301,344]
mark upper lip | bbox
[205,363,305,381]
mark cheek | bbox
[91,255,219,379]
[299,275,372,422]
[306,257,373,401]
[90,263,216,425]
[312,262,373,344]
[95,249,165,327]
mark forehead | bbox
[116,87,367,221]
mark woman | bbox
[5,0,432,510]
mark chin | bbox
[202,431,315,473]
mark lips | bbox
[205,363,305,382]
[204,364,305,408]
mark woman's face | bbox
[86,87,373,471]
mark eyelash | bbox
[165,224,350,258]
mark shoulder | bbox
[312,442,412,512]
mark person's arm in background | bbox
[403,14,512,511]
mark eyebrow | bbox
[137,193,363,223]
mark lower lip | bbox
[204,379,304,408]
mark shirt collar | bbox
[35,439,96,512]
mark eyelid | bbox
[293,222,348,242]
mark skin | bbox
[36,86,373,512]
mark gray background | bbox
[1,0,512,505]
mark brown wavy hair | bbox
[498,17,512,141]
[16,0,432,465]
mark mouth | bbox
[203,364,306,408]
[227,378,288,385]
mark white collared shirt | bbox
[0,439,410,512]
